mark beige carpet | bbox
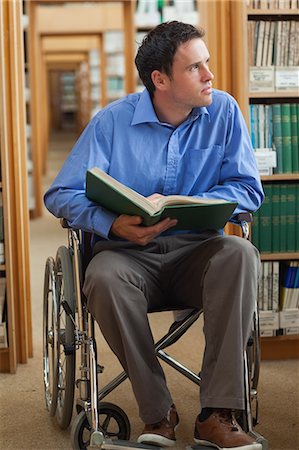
[0,132,298,450]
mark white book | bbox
[274,21,282,66]
[266,21,275,66]
[272,262,280,311]
[262,21,271,66]
[256,20,265,66]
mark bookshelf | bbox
[0,0,32,373]
[246,2,299,360]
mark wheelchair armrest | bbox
[231,212,253,240]
[60,218,70,229]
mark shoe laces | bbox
[216,409,239,432]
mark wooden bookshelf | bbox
[0,0,32,373]
[245,3,299,360]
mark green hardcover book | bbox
[290,104,298,173]
[85,167,238,230]
[258,184,272,253]
[271,184,280,253]
[286,184,296,252]
[251,209,260,249]
[296,184,299,252]
[281,104,292,173]
[279,184,288,252]
[272,104,283,174]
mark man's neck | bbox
[152,94,192,127]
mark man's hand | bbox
[110,214,178,246]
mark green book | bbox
[258,184,272,253]
[272,104,283,174]
[251,209,260,249]
[279,184,288,252]
[286,184,296,252]
[296,184,299,252]
[271,184,280,253]
[281,104,292,173]
[290,104,298,173]
[85,167,237,230]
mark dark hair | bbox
[135,21,205,95]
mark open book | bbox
[85,167,238,230]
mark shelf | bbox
[261,174,299,181]
[248,8,299,16]
[260,253,299,261]
[261,334,299,360]
[0,265,5,271]
[249,91,299,99]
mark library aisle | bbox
[0,132,298,450]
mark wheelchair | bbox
[43,213,268,450]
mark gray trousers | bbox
[83,232,260,424]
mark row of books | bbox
[248,20,299,67]
[251,183,299,253]
[249,103,299,174]
[0,276,7,348]
[258,261,299,311]
[248,0,299,10]
[135,0,198,27]
[258,261,299,336]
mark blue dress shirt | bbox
[44,89,264,240]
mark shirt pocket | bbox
[183,145,224,191]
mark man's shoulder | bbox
[93,92,142,120]
[211,89,237,107]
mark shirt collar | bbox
[131,88,210,126]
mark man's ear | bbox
[151,70,168,91]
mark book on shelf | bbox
[251,182,298,253]
[85,167,238,230]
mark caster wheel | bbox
[71,402,131,450]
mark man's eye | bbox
[190,64,199,71]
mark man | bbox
[45,21,264,450]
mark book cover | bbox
[258,184,272,253]
[290,104,298,173]
[286,184,296,252]
[85,168,238,230]
[281,103,292,173]
[272,104,283,174]
[271,183,280,253]
[279,184,288,252]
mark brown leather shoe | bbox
[137,404,179,447]
[194,409,262,450]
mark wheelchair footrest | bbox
[102,441,163,450]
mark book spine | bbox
[272,104,283,174]
[281,103,292,173]
[286,184,296,252]
[271,183,280,253]
[279,184,288,252]
[259,183,273,253]
[290,104,298,173]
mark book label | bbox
[254,148,277,175]
[259,310,279,331]
[279,309,299,329]
[275,66,299,91]
[249,66,274,92]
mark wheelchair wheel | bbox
[55,245,76,429]
[71,403,131,450]
[43,256,59,416]
[238,316,260,432]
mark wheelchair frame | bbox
[43,215,268,450]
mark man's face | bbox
[166,38,214,109]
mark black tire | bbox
[43,257,59,416]
[55,245,76,429]
[71,403,131,450]
[238,320,261,432]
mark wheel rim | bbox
[43,257,58,414]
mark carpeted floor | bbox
[0,132,298,450]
